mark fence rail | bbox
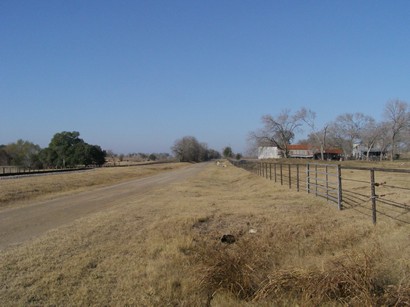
[0,166,90,178]
[231,160,410,225]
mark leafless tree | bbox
[376,122,392,161]
[171,136,215,162]
[106,150,117,166]
[328,113,373,158]
[384,99,410,160]
[249,109,305,158]
[297,108,328,160]
[359,119,383,160]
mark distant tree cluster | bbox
[0,140,42,168]
[171,136,221,162]
[0,131,106,169]
[250,99,410,161]
[222,146,242,160]
[105,151,172,166]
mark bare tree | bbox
[298,108,328,160]
[171,136,212,162]
[249,109,305,158]
[359,119,383,160]
[384,99,410,160]
[106,150,117,166]
[328,113,373,158]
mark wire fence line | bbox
[230,160,410,225]
[0,166,91,178]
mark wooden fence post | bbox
[315,164,318,196]
[296,164,300,192]
[288,164,291,189]
[274,164,277,182]
[269,163,272,180]
[280,163,283,185]
[265,163,268,179]
[326,165,329,201]
[370,169,377,224]
[307,164,310,193]
[337,165,343,210]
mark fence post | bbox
[307,164,310,193]
[280,163,283,185]
[337,165,343,210]
[326,165,329,201]
[265,163,268,179]
[315,164,318,196]
[296,164,300,192]
[269,163,272,180]
[288,164,291,189]
[274,164,277,182]
[370,169,377,224]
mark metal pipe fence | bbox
[231,160,410,225]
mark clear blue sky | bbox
[1,1,410,154]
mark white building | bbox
[258,147,282,159]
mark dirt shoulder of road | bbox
[0,162,190,211]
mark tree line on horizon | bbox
[171,136,222,162]
[1,132,237,168]
[249,99,410,161]
[0,131,106,169]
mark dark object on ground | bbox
[221,234,236,244]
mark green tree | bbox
[0,145,11,165]
[223,146,234,158]
[89,145,106,166]
[44,131,106,167]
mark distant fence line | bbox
[0,166,90,178]
[0,161,174,178]
[230,160,410,225]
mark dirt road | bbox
[0,163,208,251]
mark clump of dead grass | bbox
[194,236,271,302]
[255,248,385,305]
[194,234,410,306]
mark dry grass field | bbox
[0,161,409,306]
[0,163,188,209]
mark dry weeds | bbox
[0,161,409,306]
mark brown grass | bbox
[0,161,409,305]
[0,163,188,209]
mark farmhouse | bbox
[352,144,386,160]
[258,145,342,160]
